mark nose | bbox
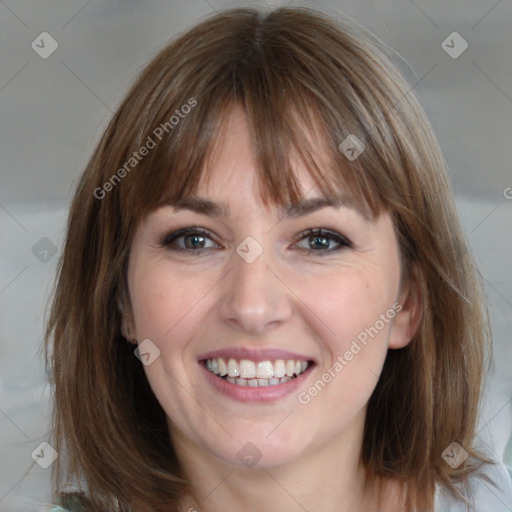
[217,238,294,334]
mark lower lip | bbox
[200,362,314,403]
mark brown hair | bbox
[44,6,492,511]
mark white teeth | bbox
[216,375,296,387]
[205,357,311,386]
[239,359,256,378]
[218,358,228,376]
[256,361,273,378]
[273,359,286,378]
[227,358,239,377]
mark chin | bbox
[202,427,311,470]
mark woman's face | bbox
[124,106,415,471]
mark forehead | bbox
[195,105,332,204]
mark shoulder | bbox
[434,460,512,511]
[38,492,93,511]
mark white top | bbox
[434,461,512,511]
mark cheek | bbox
[127,261,226,373]
[128,259,195,345]
[300,265,398,347]
[295,263,399,397]
[296,273,395,416]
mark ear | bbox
[388,270,422,350]
[118,292,137,344]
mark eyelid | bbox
[293,228,352,252]
[158,225,352,255]
[158,226,221,249]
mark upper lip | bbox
[198,347,314,363]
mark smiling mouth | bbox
[203,357,311,387]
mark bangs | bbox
[122,95,382,229]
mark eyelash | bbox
[158,226,352,255]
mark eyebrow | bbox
[165,195,370,220]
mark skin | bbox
[122,106,421,511]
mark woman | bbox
[43,6,512,511]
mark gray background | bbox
[1,0,511,510]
